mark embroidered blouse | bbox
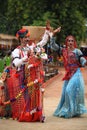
[62,48,86,80]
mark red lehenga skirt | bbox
[6,67,25,119]
[5,55,45,122]
[19,55,45,122]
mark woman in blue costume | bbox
[53,35,87,118]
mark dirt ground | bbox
[0,67,87,130]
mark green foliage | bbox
[0,0,87,46]
[32,11,60,28]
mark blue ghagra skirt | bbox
[53,68,87,118]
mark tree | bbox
[0,0,87,46]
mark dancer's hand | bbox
[22,56,28,62]
[53,26,61,36]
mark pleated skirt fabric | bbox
[53,68,87,118]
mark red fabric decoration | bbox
[1,86,5,90]
[19,111,33,122]
[19,110,42,122]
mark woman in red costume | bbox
[0,26,53,122]
[5,29,31,120]
[4,28,46,122]
[53,35,87,118]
